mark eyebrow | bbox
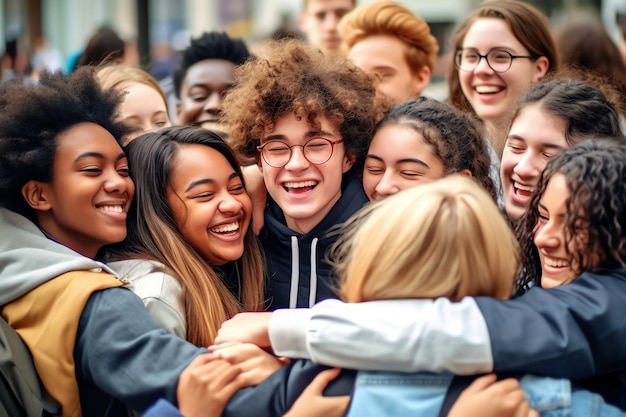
[185,172,240,192]
[507,135,566,150]
[366,154,430,169]
[264,129,338,142]
[74,152,127,162]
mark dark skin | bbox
[176,59,237,129]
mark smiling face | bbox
[363,124,445,201]
[119,82,171,144]
[347,34,427,104]
[26,122,134,258]
[259,112,353,234]
[500,103,569,220]
[533,173,593,288]
[166,144,251,266]
[459,18,548,128]
[176,59,237,128]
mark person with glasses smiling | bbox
[448,0,557,158]
[222,39,384,311]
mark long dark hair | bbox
[108,125,265,346]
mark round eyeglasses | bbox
[257,138,344,168]
[455,48,534,73]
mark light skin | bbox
[258,113,353,234]
[534,173,586,288]
[283,368,350,417]
[500,103,568,220]
[176,59,237,129]
[299,0,353,56]
[118,82,170,145]
[347,34,430,104]
[363,124,446,201]
[459,18,549,135]
[21,122,134,259]
[166,144,252,266]
[448,374,538,417]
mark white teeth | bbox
[544,256,569,268]
[514,182,534,192]
[475,85,502,94]
[284,180,317,189]
[210,222,240,233]
[101,205,123,213]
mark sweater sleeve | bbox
[269,298,493,374]
[142,399,183,417]
[478,270,626,379]
[74,287,207,412]
[268,270,626,380]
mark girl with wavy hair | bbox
[107,126,266,348]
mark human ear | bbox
[532,56,550,81]
[460,169,473,177]
[412,65,432,97]
[21,181,52,212]
[342,152,356,173]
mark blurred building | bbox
[0,0,616,76]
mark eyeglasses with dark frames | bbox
[257,137,344,168]
[455,48,534,73]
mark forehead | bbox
[509,104,569,148]
[463,18,526,51]
[170,144,235,182]
[54,122,122,162]
[304,0,353,14]
[182,59,237,87]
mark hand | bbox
[448,374,539,417]
[215,312,273,347]
[283,368,350,417]
[177,353,246,417]
[209,341,289,385]
[242,164,267,235]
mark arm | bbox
[242,164,267,235]
[74,288,207,412]
[143,296,187,339]
[270,298,493,374]
[221,271,626,379]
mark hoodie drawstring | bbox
[309,238,319,308]
[289,236,299,309]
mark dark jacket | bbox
[261,176,368,310]
[477,268,626,409]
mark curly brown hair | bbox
[515,139,626,294]
[222,39,386,174]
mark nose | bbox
[533,220,560,251]
[323,13,339,30]
[374,170,399,198]
[218,192,242,214]
[283,146,310,171]
[103,170,130,194]
[513,151,541,180]
[203,92,222,114]
[474,55,494,74]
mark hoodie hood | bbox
[262,176,368,309]
[0,208,120,305]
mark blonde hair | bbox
[333,175,518,303]
[96,64,168,112]
[338,1,439,73]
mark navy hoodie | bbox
[261,176,368,310]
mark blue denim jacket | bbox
[346,371,625,417]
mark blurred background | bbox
[2,0,625,84]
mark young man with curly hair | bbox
[223,39,385,310]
